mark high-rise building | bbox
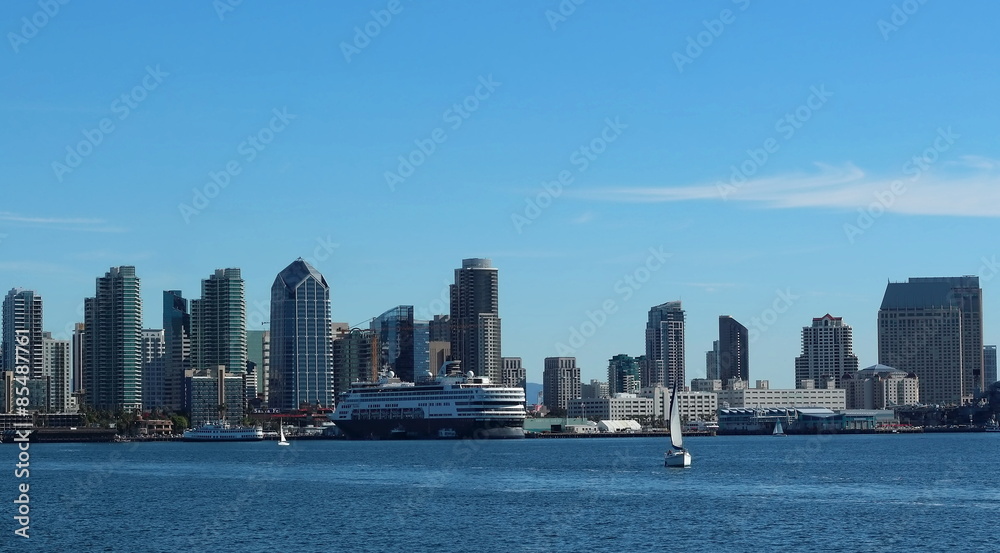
[72,322,85,396]
[83,266,143,412]
[2,288,44,379]
[42,331,73,412]
[706,340,719,381]
[332,327,377,401]
[183,366,246,426]
[371,305,430,383]
[162,290,191,411]
[501,357,526,390]
[581,379,609,399]
[607,354,641,396]
[449,258,501,381]
[878,276,983,405]
[429,314,450,342]
[794,314,859,389]
[247,329,270,403]
[985,345,997,386]
[141,329,166,410]
[842,364,919,409]
[542,357,580,411]
[718,316,749,388]
[270,259,333,409]
[190,268,246,374]
[645,301,685,389]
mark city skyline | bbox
[3,2,1000,388]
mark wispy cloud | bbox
[572,211,596,225]
[0,212,126,232]
[576,161,1000,217]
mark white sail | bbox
[669,386,683,450]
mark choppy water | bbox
[3,433,998,552]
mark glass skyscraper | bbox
[449,258,500,381]
[84,266,143,412]
[645,301,685,389]
[270,259,332,410]
[2,288,44,379]
[371,305,430,383]
[162,290,191,411]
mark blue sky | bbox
[3,1,999,387]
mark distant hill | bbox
[525,382,542,404]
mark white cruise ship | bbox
[329,362,526,440]
[182,421,264,441]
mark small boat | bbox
[985,417,1000,433]
[773,419,787,437]
[277,424,290,446]
[664,386,691,468]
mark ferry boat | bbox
[329,361,526,440]
[182,421,264,441]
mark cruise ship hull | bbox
[334,417,525,440]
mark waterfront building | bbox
[645,301,685,388]
[706,340,719,381]
[641,387,718,423]
[691,378,722,392]
[794,314,859,389]
[715,385,846,410]
[542,357,580,411]
[141,329,166,410]
[83,266,143,412]
[72,322,84,397]
[270,259,333,410]
[878,276,983,405]
[190,268,246,374]
[183,366,246,426]
[42,332,73,412]
[370,305,430,383]
[842,364,919,409]
[718,316,749,388]
[568,394,653,420]
[501,357,526,390]
[607,354,641,396]
[332,327,377,402]
[2,288,44,379]
[247,329,270,403]
[449,258,501,381]
[985,345,997,386]
[162,290,190,411]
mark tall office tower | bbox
[371,305,430,382]
[2,288,44,379]
[162,290,190,411]
[607,354,641,395]
[706,340,720,380]
[141,329,166,410]
[718,316,749,388]
[332,327,377,401]
[878,276,983,405]
[42,332,72,412]
[449,258,501,381]
[501,357,526,390]
[542,357,580,411]
[247,329,270,402]
[83,266,143,412]
[190,269,246,373]
[270,259,333,409]
[985,345,997,386]
[794,314,859,389]
[72,323,85,396]
[645,301,685,389]
[429,314,450,342]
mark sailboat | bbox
[664,386,691,467]
[277,423,290,446]
[773,419,787,437]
